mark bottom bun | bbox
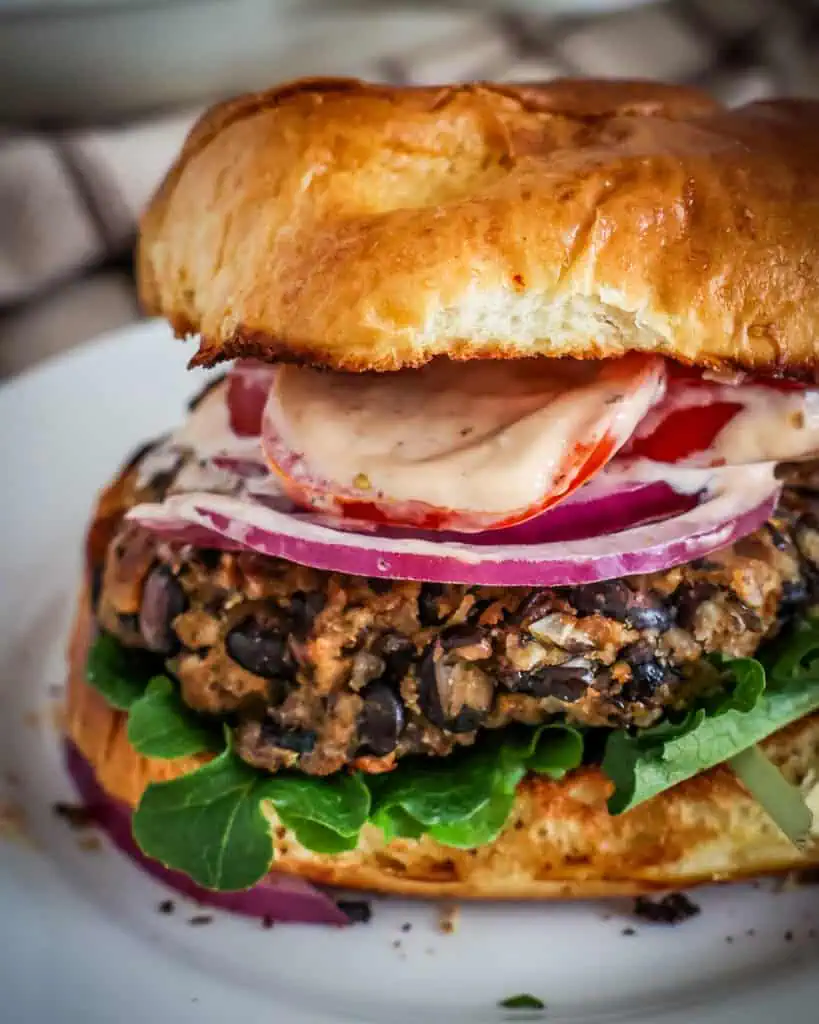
[67,587,819,899]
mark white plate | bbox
[1,319,818,1024]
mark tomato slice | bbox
[623,365,815,467]
[227,361,277,437]
[260,354,666,532]
[626,401,744,464]
[269,432,618,532]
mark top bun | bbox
[138,77,819,378]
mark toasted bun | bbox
[138,77,819,378]
[67,586,819,899]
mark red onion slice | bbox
[274,480,697,546]
[129,465,780,587]
[64,741,351,926]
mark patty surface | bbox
[90,440,819,776]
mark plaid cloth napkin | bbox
[2,0,819,378]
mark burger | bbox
[66,78,819,905]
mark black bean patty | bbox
[95,452,819,776]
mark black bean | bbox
[226,618,290,679]
[259,718,317,754]
[289,591,326,635]
[382,634,413,656]
[197,550,223,571]
[118,612,141,635]
[418,583,446,626]
[629,660,667,693]
[508,664,594,703]
[140,565,188,655]
[673,582,718,631]
[565,580,633,621]
[379,634,415,687]
[446,707,486,732]
[689,557,720,571]
[781,579,808,605]
[625,595,673,632]
[418,651,448,727]
[466,598,495,623]
[439,626,485,652]
[357,682,405,756]
[621,642,668,698]
[565,581,672,631]
[515,591,553,624]
[622,639,654,665]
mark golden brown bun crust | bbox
[67,586,819,899]
[138,77,819,378]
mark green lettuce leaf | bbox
[429,779,519,849]
[372,724,584,849]
[274,815,360,854]
[526,724,585,779]
[133,746,280,890]
[262,771,372,838]
[132,742,371,889]
[370,806,426,842]
[86,633,161,710]
[127,677,224,759]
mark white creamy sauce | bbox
[269,358,664,514]
[136,380,271,496]
[172,382,256,459]
[710,388,819,465]
[596,459,719,497]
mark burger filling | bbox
[81,359,819,891]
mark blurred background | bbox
[2,0,819,379]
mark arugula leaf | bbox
[275,815,360,854]
[371,724,584,849]
[263,771,371,838]
[133,744,371,889]
[127,677,224,759]
[372,746,499,828]
[604,623,819,815]
[371,806,426,842]
[86,633,160,710]
[768,615,819,683]
[429,779,519,848]
[499,993,546,1010]
[527,725,584,779]
[133,747,281,890]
